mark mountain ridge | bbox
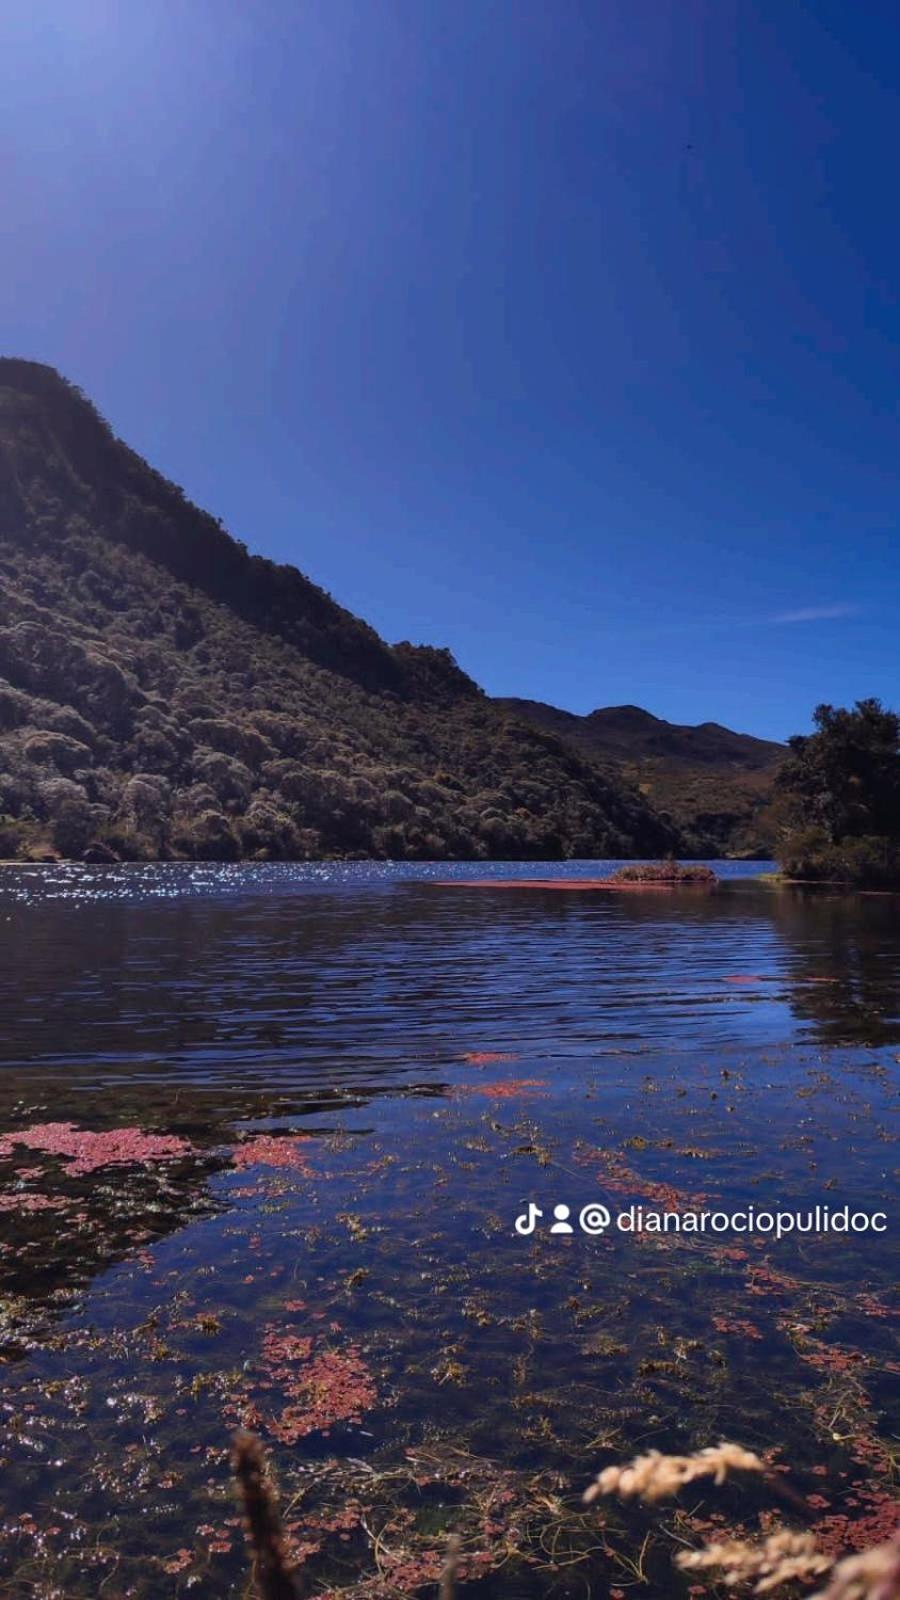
[496,698,784,855]
[0,359,685,863]
[499,697,783,768]
[0,357,475,702]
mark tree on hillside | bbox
[773,699,900,885]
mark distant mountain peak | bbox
[586,704,666,727]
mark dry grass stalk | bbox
[677,1529,832,1593]
[232,1431,302,1600]
[809,1532,900,1600]
[583,1441,765,1504]
[440,1532,461,1600]
[587,1442,899,1600]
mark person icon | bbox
[550,1203,574,1234]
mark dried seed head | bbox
[584,1441,765,1504]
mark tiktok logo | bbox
[514,1203,543,1235]
[514,1202,612,1237]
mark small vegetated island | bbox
[608,860,717,884]
[439,861,719,889]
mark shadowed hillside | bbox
[498,699,785,857]
[0,360,679,863]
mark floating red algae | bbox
[463,1051,519,1065]
[0,1122,194,1176]
[743,1261,807,1300]
[230,1136,316,1174]
[575,1145,708,1212]
[259,1323,378,1441]
[159,1549,193,1576]
[0,1192,69,1212]
[282,1505,363,1571]
[712,1315,763,1341]
[456,1078,549,1100]
[262,1329,314,1365]
[811,1493,900,1557]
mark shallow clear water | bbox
[0,862,896,1598]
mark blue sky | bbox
[1,1,898,741]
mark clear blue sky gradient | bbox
[2,1,898,740]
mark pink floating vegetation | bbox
[230,1136,316,1175]
[457,1079,548,1100]
[463,1050,519,1065]
[575,1145,707,1213]
[260,1323,378,1442]
[711,1315,763,1341]
[0,1192,69,1212]
[0,1122,194,1176]
[263,1329,314,1365]
[159,1549,193,1576]
[435,878,692,892]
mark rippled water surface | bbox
[0,862,896,1598]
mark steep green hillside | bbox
[0,360,677,863]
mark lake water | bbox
[0,862,896,1597]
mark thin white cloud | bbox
[600,603,864,640]
[769,604,859,624]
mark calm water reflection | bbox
[2,862,900,1099]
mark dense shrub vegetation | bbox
[610,861,717,884]
[0,360,680,864]
[498,700,784,858]
[773,699,900,887]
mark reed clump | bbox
[610,860,718,884]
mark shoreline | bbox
[0,856,773,868]
[3,859,897,894]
